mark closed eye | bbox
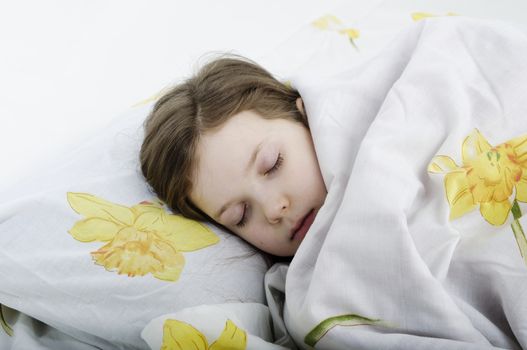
[265,153,283,175]
[236,153,282,228]
[236,203,248,228]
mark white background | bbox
[2,0,527,196]
[0,0,346,194]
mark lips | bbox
[291,209,316,241]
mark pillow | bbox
[0,103,269,349]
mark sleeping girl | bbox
[140,17,527,349]
[140,56,327,257]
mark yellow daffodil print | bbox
[411,12,458,22]
[429,129,527,265]
[132,87,171,107]
[311,14,360,49]
[67,192,219,282]
[428,129,527,225]
[161,319,247,350]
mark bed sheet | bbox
[3,1,527,349]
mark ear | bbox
[296,97,305,116]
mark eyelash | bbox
[236,203,248,228]
[236,153,284,228]
[265,153,284,176]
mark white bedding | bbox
[283,17,527,349]
[4,2,527,349]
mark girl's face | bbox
[190,106,327,256]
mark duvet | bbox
[285,17,527,350]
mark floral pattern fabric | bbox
[67,192,219,281]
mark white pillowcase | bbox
[0,104,269,349]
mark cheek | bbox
[289,159,325,207]
[239,224,271,249]
[310,157,326,195]
[288,152,322,193]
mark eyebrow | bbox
[214,141,264,220]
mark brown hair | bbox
[140,54,306,221]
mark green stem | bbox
[304,314,382,347]
[512,200,522,220]
[511,200,527,266]
[0,304,13,337]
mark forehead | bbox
[190,110,272,212]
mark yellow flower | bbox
[67,193,219,281]
[132,87,171,107]
[411,12,458,22]
[311,14,360,45]
[312,14,343,30]
[161,319,246,350]
[429,129,527,225]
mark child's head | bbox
[140,55,326,256]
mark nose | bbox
[264,195,289,224]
